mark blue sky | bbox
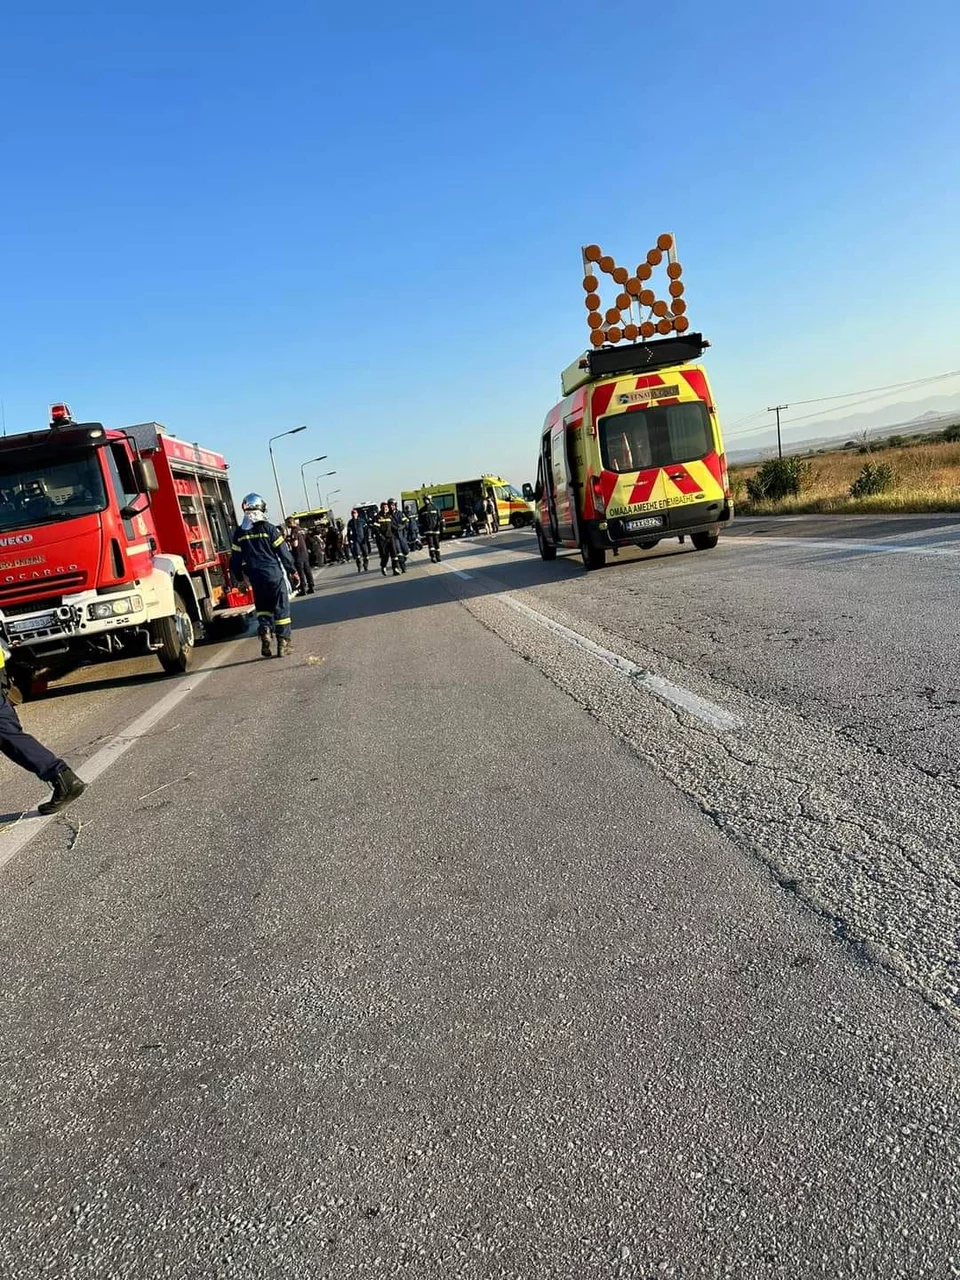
[1,0,958,513]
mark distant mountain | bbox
[728,393,960,464]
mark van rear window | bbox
[599,402,712,472]
[431,493,455,510]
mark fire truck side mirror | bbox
[134,458,159,494]
[522,482,536,502]
[532,481,543,502]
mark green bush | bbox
[941,423,960,443]
[849,462,895,499]
[745,457,814,503]
[886,434,904,448]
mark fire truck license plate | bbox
[624,516,665,532]
[6,612,56,634]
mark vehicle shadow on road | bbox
[36,627,257,700]
[287,538,705,628]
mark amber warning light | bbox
[581,234,689,348]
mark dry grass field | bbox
[730,435,960,514]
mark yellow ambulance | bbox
[401,475,534,536]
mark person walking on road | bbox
[376,501,407,576]
[387,500,409,572]
[230,493,299,658]
[418,494,443,562]
[483,495,497,534]
[287,520,315,596]
[0,643,86,814]
[346,507,371,573]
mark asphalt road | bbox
[1,514,959,1278]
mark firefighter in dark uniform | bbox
[287,520,315,596]
[230,493,299,658]
[375,501,400,576]
[346,507,371,573]
[418,494,444,563]
[0,642,86,813]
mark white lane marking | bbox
[450,568,472,579]
[499,596,741,732]
[0,645,236,873]
[738,536,960,558]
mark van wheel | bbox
[536,526,557,561]
[510,514,523,529]
[581,541,606,571]
[691,531,719,551]
[154,592,195,674]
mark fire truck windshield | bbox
[0,450,107,532]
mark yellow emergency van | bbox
[401,475,534,536]
[534,236,732,569]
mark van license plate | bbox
[624,516,665,532]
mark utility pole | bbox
[767,404,788,460]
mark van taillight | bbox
[590,475,606,513]
[720,454,730,496]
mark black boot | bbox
[260,633,273,658]
[277,636,293,658]
[38,767,86,816]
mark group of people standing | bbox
[228,492,448,660]
[343,497,444,576]
[461,494,498,537]
[284,517,350,590]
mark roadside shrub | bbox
[941,423,960,443]
[745,457,814,503]
[849,462,895,499]
[886,434,904,448]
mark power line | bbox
[784,368,960,409]
[725,368,960,440]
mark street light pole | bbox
[268,425,307,523]
[767,404,788,460]
[300,455,328,509]
[314,472,336,509]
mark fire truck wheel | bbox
[580,540,606,571]
[536,526,557,561]
[155,592,195,674]
[691,530,719,551]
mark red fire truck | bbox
[0,403,254,697]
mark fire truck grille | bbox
[0,572,87,609]
[0,597,64,617]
